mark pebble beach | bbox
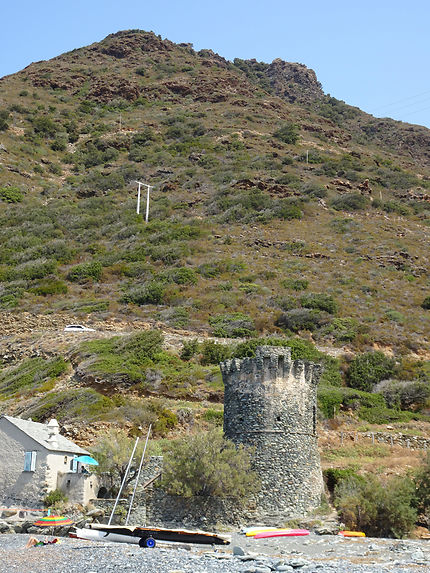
[0,532,429,573]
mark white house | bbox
[0,415,98,508]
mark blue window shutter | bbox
[24,452,31,471]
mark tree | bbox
[91,429,147,495]
[346,351,396,392]
[159,429,260,500]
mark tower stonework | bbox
[221,346,324,521]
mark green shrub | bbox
[203,408,224,426]
[324,468,361,493]
[159,428,260,500]
[331,193,369,211]
[30,279,68,296]
[44,489,68,508]
[121,281,165,305]
[209,313,256,338]
[0,357,68,398]
[334,474,417,538]
[0,186,23,203]
[358,405,420,424]
[321,317,360,342]
[382,200,410,216]
[180,339,199,361]
[167,267,198,285]
[0,110,10,131]
[281,278,308,291]
[346,351,396,392]
[318,387,344,418]
[421,296,430,310]
[300,293,338,314]
[67,261,102,282]
[273,123,299,144]
[15,258,57,280]
[115,330,164,362]
[149,400,178,436]
[318,386,385,419]
[200,341,231,365]
[31,115,58,137]
[275,308,330,332]
[414,453,430,520]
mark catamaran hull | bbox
[81,523,230,545]
[71,528,140,544]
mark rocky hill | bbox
[0,30,429,459]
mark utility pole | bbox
[135,181,153,222]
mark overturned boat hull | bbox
[72,523,230,546]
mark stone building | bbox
[0,415,98,508]
[221,346,323,522]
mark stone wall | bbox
[221,346,324,522]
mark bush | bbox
[200,341,231,365]
[167,267,198,285]
[275,308,330,332]
[180,339,199,361]
[30,279,68,296]
[121,281,165,305]
[159,428,260,500]
[300,293,338,314]
[331,193,369,211]
[358,405,420,424]
[115,330,163,362]
[209,313,256,338]
[414,453,430,521]
[421,296,430,310]
[67,261,102,282]
[0,110,9,131]
[203,408,224,426]
[346,351,396,392]
[273,123,299,144]
[321,317,360,342]
[317,386,385,419]
[0,186,23,203]
[15,258,57,280]
[281,278,308,291]
[374,379,430,411]
[44,489,68,508]
[31,115,58,138]
[334,474,417,538]
[324,468,361,494]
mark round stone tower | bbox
[221,346,323,521]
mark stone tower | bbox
[221,346,323,521]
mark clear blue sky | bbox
[2,0,430,128]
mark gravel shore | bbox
[0,533,429,573]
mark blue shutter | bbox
[24,451,31,471]
[24,451,37,471]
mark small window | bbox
[24,451,37,472]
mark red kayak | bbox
[253,529,310,539]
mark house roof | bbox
[0,415,89,455]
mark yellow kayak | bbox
[244,527,278,537]
[338,530,366,537]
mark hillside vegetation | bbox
[0,30,429,471]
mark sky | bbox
[1,0,430,128]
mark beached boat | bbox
[71,523,230,548]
